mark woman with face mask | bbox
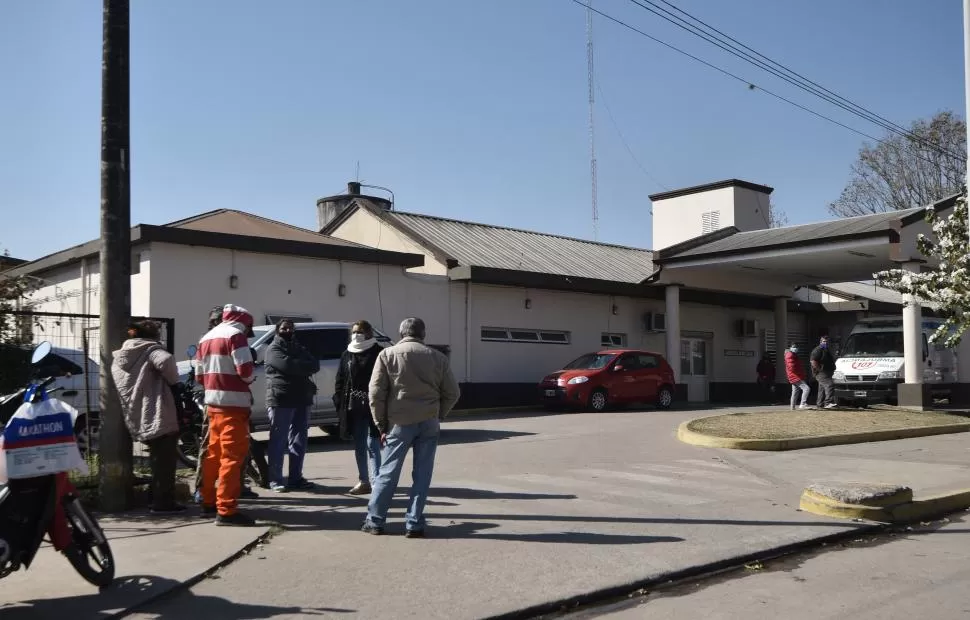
[333,320,383,495]
[264,319,320,492]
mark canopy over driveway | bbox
[647,193,958,408]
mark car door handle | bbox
[61,390,78,397]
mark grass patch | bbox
[687,409,970,441]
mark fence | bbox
[1,310,176,493]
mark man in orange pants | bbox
[195,304,257,526]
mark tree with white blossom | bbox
[874,191,969,347]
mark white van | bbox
[832,317,958,407]
[177,322,392,433]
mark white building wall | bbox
[21,250,151,353]
[145,242,454,359]
[465,283,806,384]
[651,186,771,250]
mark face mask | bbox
[790,347,798,354]
[820,342,828,349]
[278,331,293,341]
[352,333,367,344]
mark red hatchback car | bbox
[538,349,676,412]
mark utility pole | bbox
[965,0,970,243]
[586,0,598,241]
[98,0,132,511]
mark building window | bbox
[601,332,627,347]
[701,210,721,234]
[130,252,141,275]
[481,327,570,344]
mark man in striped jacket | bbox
[196,304,257,526]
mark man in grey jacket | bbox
[362,317,460,537]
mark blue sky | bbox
[0,0,964,260]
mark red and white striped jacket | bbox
[195,305,256,412]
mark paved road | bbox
[578,514,970,620]
[125,405,957,620]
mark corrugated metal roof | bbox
[385,211,654,283]
[665,206,926,260]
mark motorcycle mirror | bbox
[31,341,52,365]
[186,344,198,358]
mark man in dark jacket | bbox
[265,319,320,492]
[811,335,838,409]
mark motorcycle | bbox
[0,342,115,587]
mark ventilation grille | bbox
[701,210,721,234]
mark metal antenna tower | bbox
[586,0,598,241]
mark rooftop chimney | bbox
[317,181,392,233]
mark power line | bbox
[651,0,916,139]
[625,0,964,162]
[569,0,954,169]
[596,80,669,192]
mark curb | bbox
[480,523,883,620]
[106,523,281,618]
[677,418,970,451]
[800,488,970,524]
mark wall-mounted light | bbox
[338,283,347,297]
[524,298,532,309]
[612,304,618,315]
[229,275,239,289]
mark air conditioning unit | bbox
[735,318,758,338]
[642,311,667,333]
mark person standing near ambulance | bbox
[195,304,258,526]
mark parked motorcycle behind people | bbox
[0,342,115,586]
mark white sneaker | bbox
[798,404,811,410]
[824,403,838,409]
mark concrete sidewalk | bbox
[5,408,968,619]
[0,509,272,619]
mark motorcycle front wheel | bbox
[176,426,202,469]
[62,497,115,587]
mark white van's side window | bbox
[297,328,350,361]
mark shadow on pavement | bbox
[302,427,536,454]
[434,521,685,544]
[0,574,353,619]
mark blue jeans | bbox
[365,418,440,532]
[352,409,382,484]
[267,406,309,487]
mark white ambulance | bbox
[832,317,958,407]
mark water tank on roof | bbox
[316,181,393,233]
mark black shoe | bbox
[150,503,187,515]
[240,487,259,499]
[216,512,257,527]
[361,523,384,536]
[200,504,217,518]
[405,529,425,539]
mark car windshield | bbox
[841,332,904,357]
[563,353,614,370]
[248,327,273,348]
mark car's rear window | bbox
[297,328,349,361]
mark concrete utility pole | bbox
[98,0,133,511]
